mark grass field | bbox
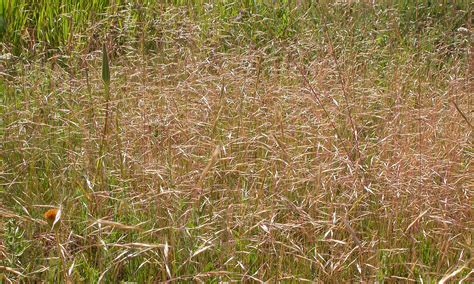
[1,1,473,282]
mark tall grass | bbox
[1,1,473,282]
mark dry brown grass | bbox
[1,2,473,282]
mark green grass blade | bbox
[102,43,110,85]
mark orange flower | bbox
[44,208,60,224]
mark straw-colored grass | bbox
[1,1,472,282]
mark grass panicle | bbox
[1,1,472,283]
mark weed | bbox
[1,1,472,282]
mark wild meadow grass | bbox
[1,1,473,282]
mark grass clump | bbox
[1,1,473,282]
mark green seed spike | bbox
[102,43,110,85]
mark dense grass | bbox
[1,1,473,282]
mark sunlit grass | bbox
[1,1,473,282]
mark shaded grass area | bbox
[1,1,473,282]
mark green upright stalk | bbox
[98,43,110,183]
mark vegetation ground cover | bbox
[1,1,472,282]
